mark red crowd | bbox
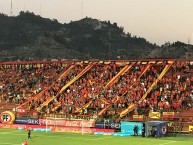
[0,60,193,119]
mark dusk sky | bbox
[0,0,193,45]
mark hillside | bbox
[0,12,192,61]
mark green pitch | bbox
[0,128,193,145]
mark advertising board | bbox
[14,118,39,125]
[121,122,143,135]
[39,119,94,127]
[94,122,121,129]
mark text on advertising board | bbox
[14,118,39,125]
[94,122,121,129]
[39,119,94,127]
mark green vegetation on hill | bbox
[0,12,192,61]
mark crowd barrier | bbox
[1,116,192,135]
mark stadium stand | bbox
[0,59,193,132]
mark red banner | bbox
[0,123,45,129]
[0,123,114,133]
[162,112,174,118]
[52,126,114,133]
[13,107,26,114]
[132,115,144,121]
[39,119,95,127]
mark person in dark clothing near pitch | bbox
[27,129,32,139]
[133,125,139,136]
[142,126,145,137]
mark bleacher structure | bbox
[0,59,193,133]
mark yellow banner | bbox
[149,112,160,119]
[189,125,193,132]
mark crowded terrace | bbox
[0,60,193,120]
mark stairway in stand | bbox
[119,61,174,118]
[37,64,93,111]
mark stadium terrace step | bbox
[174,110,193,123]
[0,102,16,114]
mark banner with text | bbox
[53,126,114,133]
[133,115,144,121]
[162,112,174,118]
[0,123,114,133]
[14,118,39,125]
[189,125,193,132]
[149,112,161,119]
[13,107,26,114]
[94,122,121,129]
[39,119,94,127]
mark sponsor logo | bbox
[14,118,39,125]
[95,122,121,129]
[110,123,121,129]
[27,118,39,124]
[39,119,94,127]
[0,111,15,124]
[162,126,167,134]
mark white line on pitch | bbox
[159,141,176,145]
[0,132,113,140]
[0,143,20,145]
